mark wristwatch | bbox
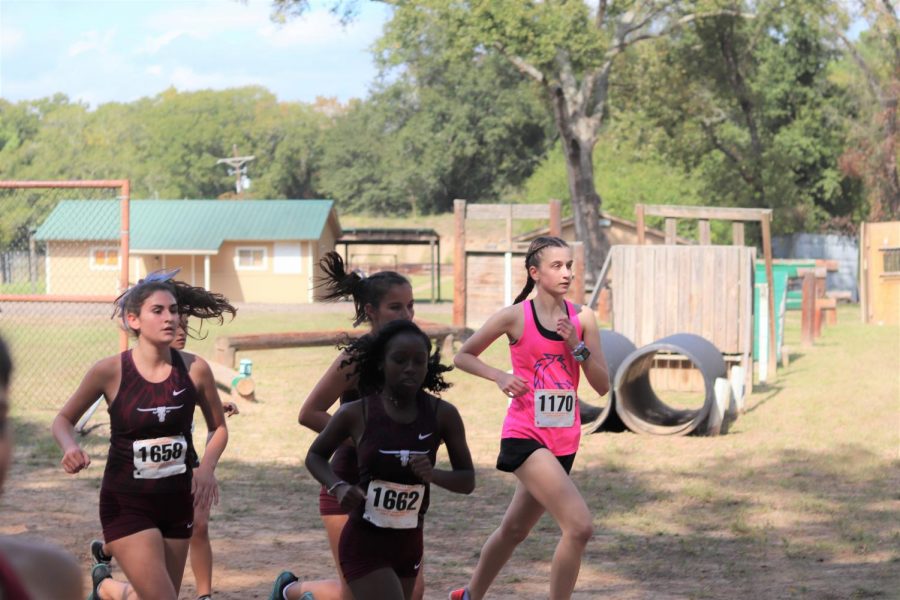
[571,341,591,362]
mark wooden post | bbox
[119,180,130,352]
[635,204,646,245]
[732,222,745,246]
[801,271,815,347]
[859,222,868,323]
[549,199,562,237]
[453,199,467,328]
[698,219,711,244]
[664,218,677,245]
[758,283,769,383]
[760,210,777,378]
[570,241,585,303]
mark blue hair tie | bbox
[118,268,182,329]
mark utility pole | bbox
[216,144,255,195]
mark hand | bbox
[61,447,90,474]
[556,317,579,348]
[191,465,220,511]
[496,371,528,399]
[336,483,366,511]
[223,402,239,417]
[409,454,433,483]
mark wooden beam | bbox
[453,199,467,328]
[635,204,646,245]
[801,271,816,346]
[640,204,773,222]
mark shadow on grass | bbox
[6,418,899,599]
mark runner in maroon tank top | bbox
[304,320,475,600]
[0,336,82,600]
[51,270,236,600]
[270,251,418,600]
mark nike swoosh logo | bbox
[173,388,187,396]
[186,522,193,528]
[414,560,421,570]
[417,433,433,440]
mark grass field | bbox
[1,303,898,599]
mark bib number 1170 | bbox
[534,389,576,428]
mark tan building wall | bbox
[861,221,900,326]
[45,241,121,296]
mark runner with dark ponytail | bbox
[270,252,426,600]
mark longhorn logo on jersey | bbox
[378,449,430,466]
[137,404,184,423]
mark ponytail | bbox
[513,236,569,304]
[316,251,410,327]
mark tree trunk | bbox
[562,133,609,285]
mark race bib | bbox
[534,389,576,428]
[133,435,188,479]
[363,479,424,529]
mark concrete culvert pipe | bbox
[580,330,637,435]
[614,333,727,436]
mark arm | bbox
[410,400,475,494]
[50,357,117,474]
[453,305,529,398]
[305,402,366,510]
[298,350,356,432]
[557,305,610,396]
[188,353,227,510]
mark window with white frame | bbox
[235,246,267,271]
[90,247,120,270]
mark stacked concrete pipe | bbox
[613,333,727,436]
[580,329,637,434]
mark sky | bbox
[0,0,393,107]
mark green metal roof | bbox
[35,199,338,252]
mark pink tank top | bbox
[502,300,582,455]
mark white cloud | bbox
[0,25,24,55]
[146,65,163,77]
[67,29,117,58]
[169,66,263,92]
[138,30,194,55]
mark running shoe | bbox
[90,540,112,565]
[87,562,111,600]
[449,588,470,600]
[268,571,299,600]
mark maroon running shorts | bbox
[99,488,193,543]
[338,519,423,582]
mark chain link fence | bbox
[0,181,129,411]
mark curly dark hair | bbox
[316,251,411,327]
[340,320,452,397]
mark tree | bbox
[318,20,554,216]
[275,0,752,277]
[828,0,899,221]
[630,0,861,233]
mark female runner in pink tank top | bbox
[451,236,610,600]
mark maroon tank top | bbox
[102,349,197,493]
[352,391,440,528]
[0,550,31,600]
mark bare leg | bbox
[411,560,424,600]
[189,502,213,597]
[515,449,593,600]
[346,568,406,600]
[465,481,546,599]
[104,529,189,600]
[286,515,347,600]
